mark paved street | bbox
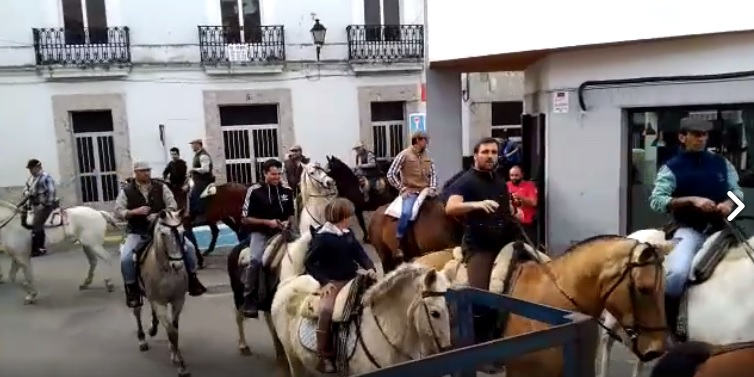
[0,244,650,377]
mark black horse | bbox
[325,155,398,242]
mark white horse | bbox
[271,263,452,377]
[598,228,754,377]
[297,162,337,233]
[0,199,119,304]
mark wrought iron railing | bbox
[198,25,285,65]
[32,27,131,66]
[346,24,424,63]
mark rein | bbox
[511,220,666,361]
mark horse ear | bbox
[423,269,438,289]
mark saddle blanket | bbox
[384,187,431,221]
[27,208,67,228]
[298,318,357,356]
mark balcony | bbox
[32,27,131,78]
[346,24,424,73]
[198,25,285,75]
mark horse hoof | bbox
[178,371,191,377]
[23,295,37,305]
[139,343,149,352]
[239,346,252,356]
[79,284,90,291]
[148,326,158,337]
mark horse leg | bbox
[204,223,219,256]
[19,257,38,305]
[355,210,369,243]
[597,329,615,377]
[165,300,189,377]
[183,227,203,269]
[79,246,97,290]
[88,244,116,292]
[9,257,20,284]
[148,307,159,337]
[235,309,251,355]
[0,256,3,285]
[264,311,286,362]
[133,305,149,351]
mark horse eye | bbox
[430,310,441,319]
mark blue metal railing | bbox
[355,287,598,377]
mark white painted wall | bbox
[427,0,754,63]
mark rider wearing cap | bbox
[114,162,207,308]
[353,141,380,201]
[649,117,743,339]
[18,159,58,257]
[187,139,215,224]
[385,130,437,260]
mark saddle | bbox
[384,187,432,221]
[199,183,217,199]
[21,204,66,230]
[299,274,372,323]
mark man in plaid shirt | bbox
[19,159,58,257]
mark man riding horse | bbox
[114,162,207,308]
[187,139,215,225]
[283,145,310,196]
[385,130,438,260]
[649,117,743,341]
[18,159,59,257]
[352,141,385,202]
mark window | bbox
[371,101,405,160]
[61,0,108,44]
[627,105,754,233]
[71,110,119,204]
[491,101,524,142]
[363,0,401,41]
[220,0,262,44]
[220,104,279,184]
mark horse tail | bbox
[649,341,712,377]
[99,211,121,230]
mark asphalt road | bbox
[0,244,649,377]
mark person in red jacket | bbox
[507,165,539,245]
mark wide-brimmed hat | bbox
[189,139,203,145]
[410,130,429,140]
[132,161,152,171]
[352,141,365,150]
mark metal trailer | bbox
[355,287,598,377]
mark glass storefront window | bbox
[627,105,754,233]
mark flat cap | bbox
[26,158,41,169]
[410,130,429,140]
[132,161,152,171]
[679,117,713,132]
[288,144,302,152]
[189,139,203,145]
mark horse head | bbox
[325,155,363,203]
[300,161,337,200]
[150,209,186,270]
[362,263,452,358]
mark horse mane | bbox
[362,262,429,306]
[560,234,624,255]
[326,155,359,182]
[299,163,310,202]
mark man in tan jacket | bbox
[386,131,437,256]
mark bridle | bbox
[152,213,186,264]
[356,289,450,368]
[302,164,337,226]
[513,220,666,362]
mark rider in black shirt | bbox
[446,137,521,345]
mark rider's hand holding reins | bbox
[470,200,499,213]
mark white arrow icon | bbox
[727,191,745,221]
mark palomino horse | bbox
[131,209,192,377]
[271,263,451,376]
[368,188,461,273]
[0,199,119,304]
[183,180,248,268]
[440,236,673,377]
[297,162,338,233]
[324,156,398,242]
[226,228,312,357]
[598,225,754,377]
[650,341,754,377]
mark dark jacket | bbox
[304,223,375,285]
[163,159,188,187]
[123,179,166,235]
[192,149,214,185]
[449,169,517,252]
[284,156,310,190]
[242,182,295,235]
[666,151,729,230]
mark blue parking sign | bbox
[408,113,426,133]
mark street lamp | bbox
[310,19,327,62]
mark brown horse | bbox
[368,191,461,273]
[182,182,249,268]
[650,341,754,377]
[498,235,672,377]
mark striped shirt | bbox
[386,153,438,191]
[26,172,57,206]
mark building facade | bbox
[425,1,754,253]
[0,0,425,209]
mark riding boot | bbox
[316,320,336,373]
[124,282,142,308]
[30,231,47,257]
[188,272,207,297]
[241,261,261,318]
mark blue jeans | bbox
[665,227,704,298]
[188,186,202,214]
[247,232,270,263]
[119,233,199,284]
[396,193,418,239]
